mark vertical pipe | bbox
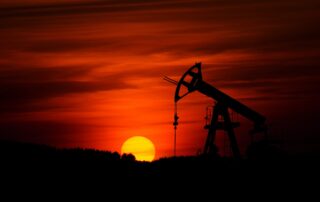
[173,102,178,157]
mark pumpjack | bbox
[164,63,267,158]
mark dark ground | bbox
[0,140,319,199]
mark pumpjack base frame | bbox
[204,102,241,158]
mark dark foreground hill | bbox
[0,140,319,198]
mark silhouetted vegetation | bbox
[1,139,319,187]
[0,140,133,163]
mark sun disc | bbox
[121,136,155,162]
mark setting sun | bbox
[121,136,156,162]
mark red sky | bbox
[1,0,320,159]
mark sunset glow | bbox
[1,0,320,158]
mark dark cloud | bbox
[205,63,320,82]
[0,64,95,82]
[1,0,318,20]
[0,79,135,112]
[25,39,117,53]
[205,64,320,102]
[0,101,71,114]
[0,120,93,146]
[0,63,136,113]
[1,0,319,61]
[0,0,207,19]
[1,0,318,30]
[0,80,131,101]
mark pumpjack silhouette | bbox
[164,63,267,158]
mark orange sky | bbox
[1,0,320,159]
